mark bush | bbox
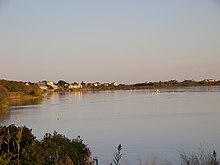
[38,132,91,165]
[0,125,92,165]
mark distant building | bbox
[203,79,216,83]
[69,83,82,89]
[37,82,46,89]
[46,81,54,86]
[94,82,101,87]
[37,81,59,91]
[40,86,48,90]
[103,83,109,87]
[51,84,59,90]
[111,82,119,86]
[45,81,58,90]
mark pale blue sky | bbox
[0,0,219,83]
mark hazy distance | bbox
[0,0,219,84]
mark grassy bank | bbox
[0,85,9,110]
[0,80,43,110]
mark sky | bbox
[0,0,219,84]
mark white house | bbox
[69,83,82,89]
[39,85,48,90]
[50,84,59,90]
[45,81,59,90]
[203,79,216,83]
[46,81,54,86]
[111,82,119,86]
[103,83,109,87]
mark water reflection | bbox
[0,97,43,122]
[0,87,220,164]
[9,97,43,107]
[0,108,10,121]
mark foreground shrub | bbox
[38,132,91,165]
[0,125,92,165]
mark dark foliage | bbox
[0,125,92,165]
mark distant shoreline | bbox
[36,79,220,92]
[1,78,220,110]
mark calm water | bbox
[1,86,220,164]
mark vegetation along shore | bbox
[0,80,43,110]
